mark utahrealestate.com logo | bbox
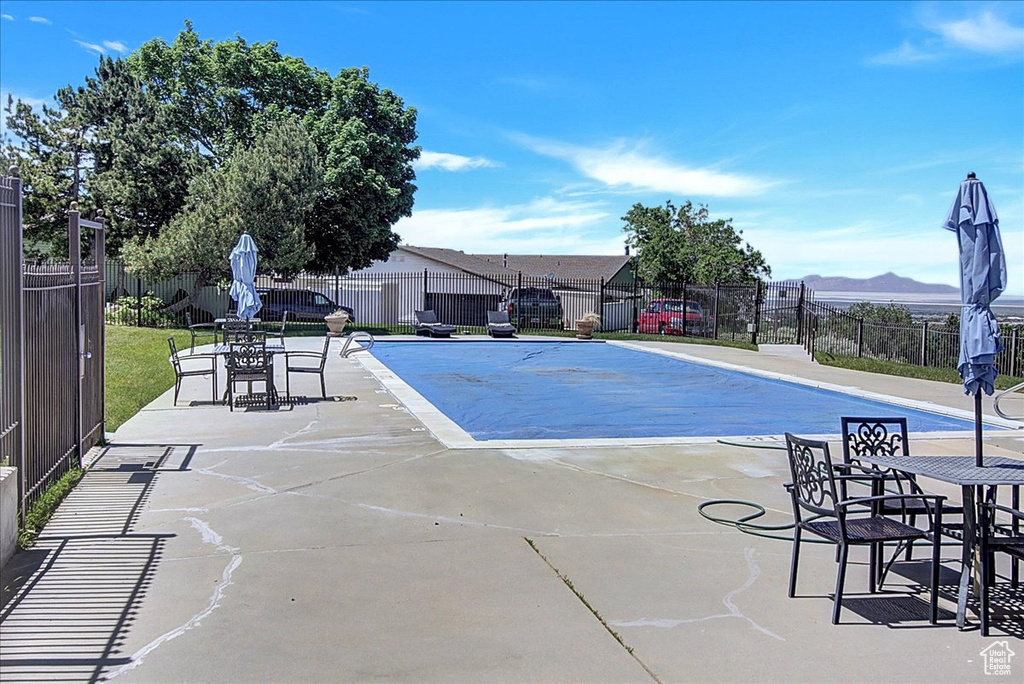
[980,641,1015,676]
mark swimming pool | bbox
[364,341,985,445]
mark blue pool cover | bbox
[370,341,978,441]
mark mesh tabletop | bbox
[213,344,285,355]
[865,455,1024,486]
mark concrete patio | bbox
[1,336,1021,683]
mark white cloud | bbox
[394,197,618,254]
[415,150,497,172]
[74,39,105,55]
[103,40,128,53]
[2,14,14,21]
[930,9,1024,55]
[27,16,51,24]
[513,134,779,198]
[867,41,940,66]
[871,7,1024,65]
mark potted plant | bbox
[575,311,601,340]
[325,308,350,336]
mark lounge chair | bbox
[486,310,516,338]
[413,310,456,338]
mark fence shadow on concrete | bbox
[0,443,196,682]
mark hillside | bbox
[800,272,958,294]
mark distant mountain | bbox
[800,272,959,294]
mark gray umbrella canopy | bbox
[229,233,263,320]
[943,174,1007,465]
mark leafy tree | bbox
[122,116,320,307]
[77,56,201,255]
[128,20,332,163]
[3,90,93,258]
[621,200,770,284]
[303,67,418,273]
[846,301,913,326]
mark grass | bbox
[106,325,193,432]
[19,466,84,549]
[814,352,1024,391]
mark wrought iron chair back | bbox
[785,432,842,521]
[226,338,273,410]
[226,328,266,346]
[222,317,251,342]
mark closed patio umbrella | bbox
[229,233,263,321]
[943,173,1007,466]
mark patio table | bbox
[861,454,1024,630]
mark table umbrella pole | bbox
[975,389,983,467]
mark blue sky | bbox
[2,1,1022,293]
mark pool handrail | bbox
[340,331,374,357]
[993,380,1024,422]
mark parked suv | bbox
[637,299,712,336]
[498,287,564,329]
[256,288,355,323]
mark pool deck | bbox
[1,335,1022,682]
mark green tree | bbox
[846,301,913,326]
[303,67,419,273]
[122,116,321,305]
[3,90,93,258]
[128,20,332,163]
[621,200,770,284]
[77,56,202,255]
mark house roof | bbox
[472,253,632,282]
[398,246,517,276]
[398,246,632,283]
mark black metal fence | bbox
[102,261,760,340]
[102,260,1023,378]
[803,296,1022,378]
[0,170,107,521]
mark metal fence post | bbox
[422,268,428,310]
[920,321,929,367]
[598,278,605,324]
[713,283,720,339]
[136,275,142,327]
[857,318,864,358]
[516,271,522,329]
[751,280,762,346]
[682,280,688,336]
[795,282,806,345]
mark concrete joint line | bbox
[523,537,662,684]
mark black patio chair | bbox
[285,335,331,399]
[168,337,217,405]
[840,417,964,566]
[270,309,289,347]
[486,310,516,338]
[222,318,255,344]
[412,310,456,338]
[784,432,945,625]
[979,490,1023,636]
[225,337,273,410]
[185,311,217,353]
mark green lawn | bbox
[105,326,193,432]
[814,352,1024,392]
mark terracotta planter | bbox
[325,312,350,336]
[576,320,596,339]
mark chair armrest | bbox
[984,502,1024,520]
[189,322,217,331]
[285,351,322,361]
[175,353,218,367]
[837,493,946,510]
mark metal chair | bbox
[225,337,273,410]
[271,310,289,347]
[168,337,217,405]
[840,417,964,565]
[784,433,945,625]
[285,335,331,399]
[184,311,217,353]
[222,318,255,344]
[979,490,1023,636]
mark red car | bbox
[637,299,713,335]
